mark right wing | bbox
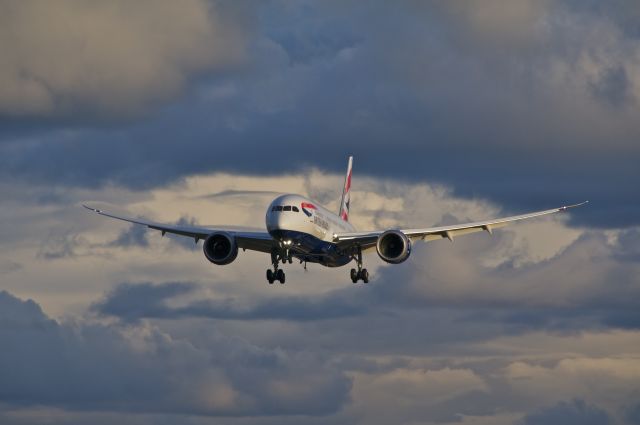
[333,201,588,250]
[83,204,275,254]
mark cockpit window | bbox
[283,206,292,211]
[292,206,299,212]
[275,206,283,211]
[271,206,277,212]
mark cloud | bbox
[519,399,611,425]
[91,282,196,322]
[89,223,640,350]
[372,231,640,315]
[348,367,488,425]
[506,358,640,409]
[0,260,22,275]
[0,0,248,118]
[200,189,283,199]
[93,281,366,322]
[0,291,55,329]
[626,403,640,425]
[0,290,351,416]
[589,65,635,107]
[109,224,149,248]
[436,0,551,48]
[2,3,640,421]
[0,1,638,227]
[36,232,84,260]
[34,171,632,342]
[1,169,639,424]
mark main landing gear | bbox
[350,246,369,283]
[266,249,286,284]
[266,268,285,284]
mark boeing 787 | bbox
[84,157,587,284]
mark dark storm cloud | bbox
[93,281,366,322]
[92,282,196,322]
[0,290,351,416]
[0,1,638,227]
[589,65,634,107]
[0,291,55,329]
[626,403,640,425]
[520,399,611,425]
[566,0,640,37]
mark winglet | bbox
[559,200,589,212]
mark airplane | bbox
[83,156,587,284]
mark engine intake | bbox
[203,232,238,265]
[376,230,411,264]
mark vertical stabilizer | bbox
[339,156,353,222]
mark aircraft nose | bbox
[275,212,290,229]
[266,209,285,231]
[267,209,297,232]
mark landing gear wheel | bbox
[276,269,285,284]
[350,245,369,283]
[266,269,275,284]
[361,268,369,283]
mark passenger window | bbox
[283,206,292,211]
[292,206,299,212]
[276,206,283,211]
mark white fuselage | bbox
[265,194,356,267]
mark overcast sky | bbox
[1,1,639,424]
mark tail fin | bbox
[338,156,353,222]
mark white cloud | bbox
[438,0,551,47]
[505,357,640,413]
[0,0,248,118]
[348,367,487,425]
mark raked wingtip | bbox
[82,204,101,213]
[559,200,589,211]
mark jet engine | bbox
[376,230,411,264]
[203,232,238,265]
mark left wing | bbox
[82,204,275,253]
[333,201,588,250]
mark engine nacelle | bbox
[203,232,238,265]
[376,230,411,264]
